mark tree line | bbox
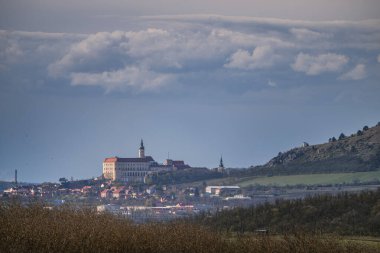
[192,189,380,236]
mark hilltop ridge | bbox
[247,123,380,176]
[148,123,380,184]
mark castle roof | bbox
[104,156,154,163]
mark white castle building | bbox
[103,140,189,183]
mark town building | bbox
[103,140,156,182]
[205,186,241,196]
[102,140,188,183]
[163,159,190,170]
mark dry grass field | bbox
[0,202,379,253]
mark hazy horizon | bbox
[1,1,380,183]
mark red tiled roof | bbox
[104,157,118,162]
[104,156,154,163]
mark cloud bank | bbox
[1,15,380,93]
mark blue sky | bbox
[0,1,380,182]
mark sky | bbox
[0,1,380,183]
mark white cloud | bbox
[48,27,289,91]
[210,29,294,49]
[290,28,330,41]
[48,28,219,77]
[48,31,128,76]
[70,66,174,91]
[225,46,278,70]
[292,52,349,75]
[339,64,366,80]
[378,54,380,63]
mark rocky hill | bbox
[247,123,380,176]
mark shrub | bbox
[1,201,379,253]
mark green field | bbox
[344,236,380,248]
[176,170,380,188]
[237,170,380,187]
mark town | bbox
[1,140,251,221]
[3,139,379,222]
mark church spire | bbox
[139,139,145,158]
[217,156,225,173]
[140,139,144,150]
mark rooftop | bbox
[104,156,154,163]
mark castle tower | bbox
[139,139,145,158]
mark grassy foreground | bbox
[0,202,379,253]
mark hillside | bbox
[154,124,380,186]
[244,124,380,176]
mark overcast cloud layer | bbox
[2,16,380,94]
[1,14,380,182]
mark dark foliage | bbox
[145,167,224,185]
[0,201,378,253]
[193,189,380,236]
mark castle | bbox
[102,140,189,183]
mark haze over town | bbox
[1,0,380,183]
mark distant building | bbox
[163,159,190,170]
[103,139,155,182]
[97,204,121,214]
[112,187,126,199]
[205,186,240,196]
[211,156,226,173]
[217,156,225,173]
[225,194,251,200]
[102,140,187,183]
[100,189,112,198]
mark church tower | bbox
[218,156,225,173]
[139,139,145,158]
